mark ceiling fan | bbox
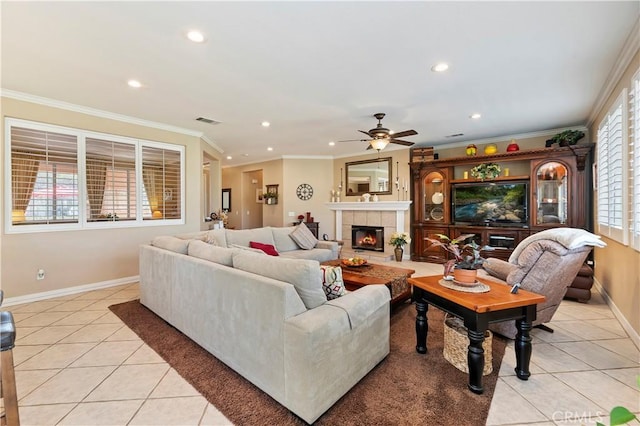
[340,113,418,151]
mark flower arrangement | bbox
[425,233,484,276]
[389,232,411,248]
[297,214,305,223]
[470,163,501,180]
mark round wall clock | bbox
[296,183,313,200]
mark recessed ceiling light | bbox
[261,121,270,127]
[470,113,482,119]
[127,79,142,88]
[267,147,273,151]
[226,156,232,160]
[329,141,335,146]
[186,30,205,43]
[431,63,449,72]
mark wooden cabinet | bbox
[409,144,594,262]
[305,222,319,239]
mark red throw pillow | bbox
[249,241,279,256]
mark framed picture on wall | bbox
[256,188,263,203]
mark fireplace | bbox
[351,226,384,252]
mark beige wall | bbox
[1,97,208,299]
[221,159,282,229]
[589,49,640,335]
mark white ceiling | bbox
[1,2,638,166]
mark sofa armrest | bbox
[315,240,339,258]
[483,257,518,281]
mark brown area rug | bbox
[109,300,506,425]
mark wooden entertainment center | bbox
[409,144,594,262]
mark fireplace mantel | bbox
[325,201,412,240]
[325,201,412,211]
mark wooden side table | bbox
[409,275,545,394]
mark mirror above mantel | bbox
[345,157,392,196]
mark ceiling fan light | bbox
[370,138,390,151]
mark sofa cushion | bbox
[270,226,300,252]
[230,244,267,254]
[289,223,318,250]
[205,229,228,247]
[188,240,234,266]
[250,241,279,256]
[232,250,326,309]
[320,265,345,300]
[151,236,190,254]
[226,227,276,248]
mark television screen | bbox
[453,182,528,225]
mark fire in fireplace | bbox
[351,226,384,252]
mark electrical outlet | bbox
[37,269,45,280]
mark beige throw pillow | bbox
[290,222,318,250]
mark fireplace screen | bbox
[351,226,384,252]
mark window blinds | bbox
[85,138,136,221]
[597,91,628,244]
[630,71,640,250]
[141,146,182,220]
[10,126,78,224]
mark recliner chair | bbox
[480,228,606,339]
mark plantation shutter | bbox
[141,145,182,220]
[597,91,627,244]
[86,137,136,221]
[630,71,640,250]
[10,126,78,225]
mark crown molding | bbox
[1,89,204,138]
[587,18,640,127]
[200,134,224,154]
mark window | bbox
[10,126,79,225]
[85,137,136,222]
[597,90,628,244]
[5,118,184,232]
[630,70,640,251]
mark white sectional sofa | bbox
[139,226,390,424]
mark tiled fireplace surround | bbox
[326,201,412,261]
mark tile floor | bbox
[1,260,638,425]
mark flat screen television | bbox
[453,181,528,226]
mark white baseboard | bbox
[593,278,640,350]
[2,276,139,307]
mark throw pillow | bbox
[290,222,318,250]
[320,265,345,300]
[230,244,267,254]
[250,241,279,256]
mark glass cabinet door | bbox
[535,162,568,225]
[423,170,446,222]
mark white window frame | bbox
[630,69,640,251]
[597,90,629,245]
[4,118,185,233]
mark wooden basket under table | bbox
[443,314,493,376]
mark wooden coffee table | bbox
[322,260,415,305]
[409,275,545,394]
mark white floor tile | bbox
[149,369,201,398]
[129,396,209,425]
[20,366,116,405]
[16,342,96,370]
[84,363,169,401]
[70,340,143,367]
[554,370,640,413]
[594,339,640,363]
[58,400,144,425]
[486,378,548,425]
[552,341,638,370]
[601,367,640,390]
[17,403,76,426]
[530,343,593,373]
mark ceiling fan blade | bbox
[358,130,373,137]
[390,139,415,146]
[337,138,370,143]
[366,145,373,150]
[390,129,418,138]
